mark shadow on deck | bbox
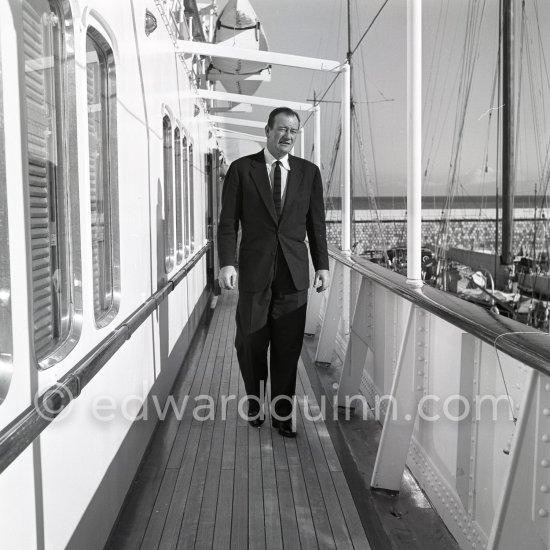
[106,290,458,550]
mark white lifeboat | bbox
[208,0,271,95]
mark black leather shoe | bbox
[247,410,264,428]
[272,419,296,438]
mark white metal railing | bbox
[309,245,550,550]
[0,243,211,476]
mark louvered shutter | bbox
[175,129,183,264]
[87,49,103,314]
[163,116,174,271]
[183,138,189,257]
[23,2,56,357]
[189,144,195,252]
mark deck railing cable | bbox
[0,242,211,475]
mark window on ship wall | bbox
[189,142,195,254]
[86,26,120,327]
[183,135,190,258]
[175,126,183,265]
[163,114,175,272]
[0,39,13,402]
[24,0,82,367]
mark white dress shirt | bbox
[264,148,291,207]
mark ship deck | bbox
[106,290,458,550]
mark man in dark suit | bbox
[218,107,330,437]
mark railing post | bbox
[487,369,546,550]
[304,289,324,336]
[314,105,321,169]
[315,260,342,364]
[337,277,372,407]
[305,256,329,336]
[406,0,422,287]
[371,304,429,491]
[341,61,351,254]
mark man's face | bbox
[265,113,300,159]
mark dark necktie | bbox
[273,160,281,217]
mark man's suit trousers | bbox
[235,246,307,420]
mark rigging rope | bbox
[352,109,389,254]
[350,0,391,57]
[436,0,489,256]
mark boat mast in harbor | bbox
[501,0,515,265]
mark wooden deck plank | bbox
[165,325,218,469]
[176,310,228,549]
[284,435,301,467]
[140,468,179,549]
[298,365,342,473]
[231,443,249,550]
[293,402,336,550]
[289,463,319,550]
[212,468,235,549]
[159,295,230,550]
[331,471,371,550]
[158,425,202,550]
[106,306,221,550]
[195,309,235,550]
[110,291,381,550]
[194,400,228,548]
[275,467,301,550]
[298,361,369,547]
[295,376,355,550]
[248,457,266,550]
[176,422,215,549]
[272,423,289,471]
[107,466,166,550]
[260,426,283,550]
[316,470,355,550]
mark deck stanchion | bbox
[315,260,343,364]
[337,277,372,407]
[304,290,324,335]
[370,304,429,491]
[304,255,330,335]
[406,0,422,287]
[371,0,425,493]
[341,61,351,254]
[314,105,321,169]
[487,369,542,550]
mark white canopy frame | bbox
[179,40,352,253]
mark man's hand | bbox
[313,269,330,292]
[219,265,237,290]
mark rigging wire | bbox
[353,1,382,201]
[352,109,389,254]
[323,121,343,217]
[436,0,488,254]
[305,0,343,175]
[524,0,550,206]
[478,55,500,219]
[350,0,391,57]
[423,0,451,155]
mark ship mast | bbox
[347,0,354,249]
[501,0,515,265]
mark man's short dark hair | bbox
[267,107,301,129]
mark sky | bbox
[212,0,550,198]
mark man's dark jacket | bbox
[218,150,329,292]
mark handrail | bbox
[329,245,550,375]
[0,242,211,475]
